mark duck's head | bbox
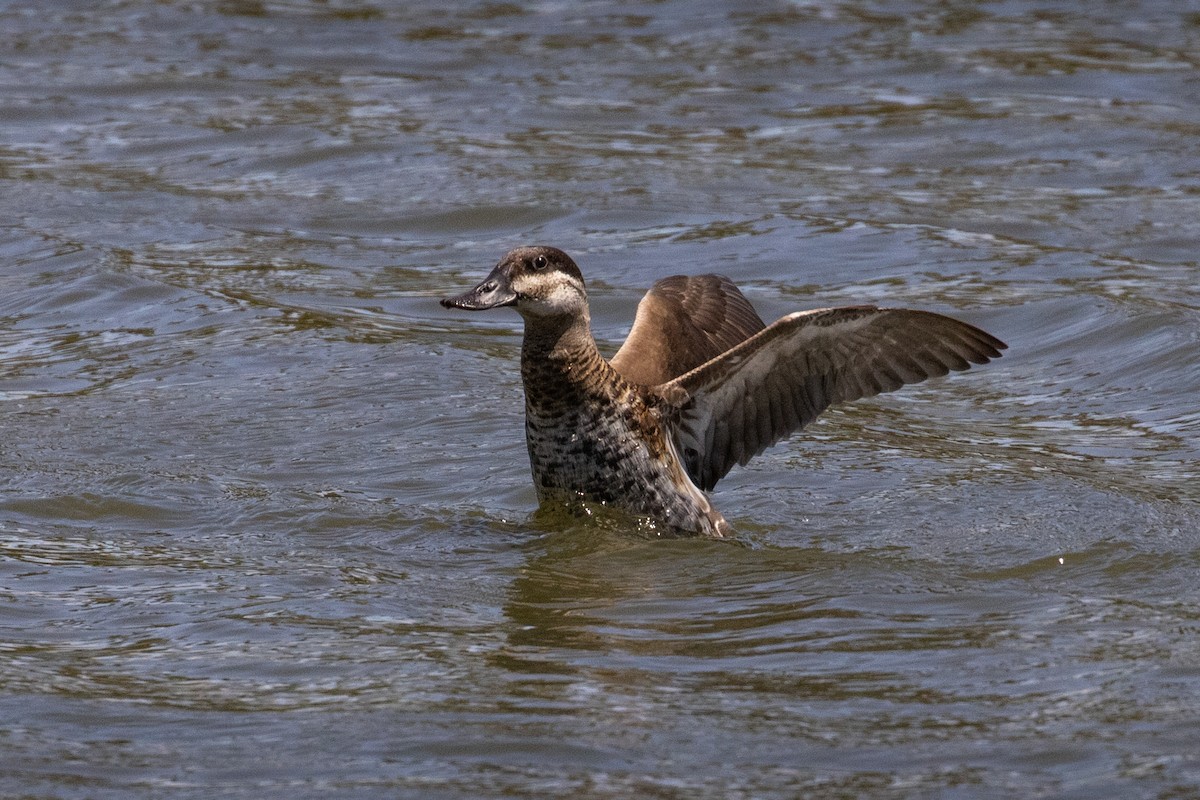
[441,246,587,320]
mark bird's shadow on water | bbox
[488,506,854,665]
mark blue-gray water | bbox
[3,2,1199,798]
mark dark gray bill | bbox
[440,266,517,311]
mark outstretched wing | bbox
[663,306,1006,491]
[610,274,766,386]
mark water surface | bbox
[2,1,1199,797]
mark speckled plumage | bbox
[518,310,728,536]
[441,245,1006,537]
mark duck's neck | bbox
[520,312,618,411]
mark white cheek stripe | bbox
[514,274,586,315]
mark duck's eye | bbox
[531,254,548,271]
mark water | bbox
[3,1,1199,797]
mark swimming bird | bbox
[441,245,1005,537]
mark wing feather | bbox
[663,306,1006,490]
[610,274,766,386]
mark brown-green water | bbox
[3,2,1199,798]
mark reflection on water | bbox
[2,0,1199,797]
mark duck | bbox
[441,245,1006,537]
